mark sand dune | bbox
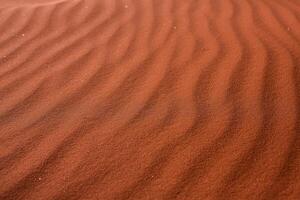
[0,0,299,199]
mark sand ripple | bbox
[0,0,299,199]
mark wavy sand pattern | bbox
[0,0,300,199]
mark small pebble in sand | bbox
[38,177,42,181]
[287,27,290,31]
[22,34,25,37]
[173,26,177,30]
[124,5,128,8]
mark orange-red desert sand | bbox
[0,0,300,199]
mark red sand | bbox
[0,0,300,199]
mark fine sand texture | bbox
[0,0,300,199]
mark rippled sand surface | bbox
[0,0,300,199]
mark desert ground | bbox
[0,0,300,199]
